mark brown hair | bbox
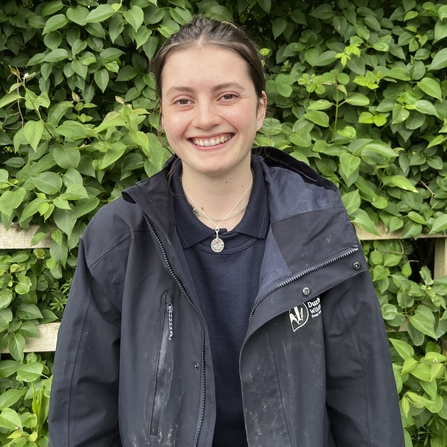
[151,16,265,99]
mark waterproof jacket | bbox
[49,147,404,447]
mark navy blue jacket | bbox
[49,147,404,447]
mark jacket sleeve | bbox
[322,267,405,447]
[48,237,122,447]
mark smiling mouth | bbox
[190,134,232,147]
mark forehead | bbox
[161,45,253,94]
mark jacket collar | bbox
[122,147,359,279]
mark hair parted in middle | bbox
[150,16,266,100]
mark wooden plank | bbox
[434,238,447,279]
[355,222,446,241]
[0,323,60,354]
[0,224,51,249]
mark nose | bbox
[192,99,220,130]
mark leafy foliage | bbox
[1,0,447,445]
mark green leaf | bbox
[341,190,361,215]
[310,4,335,20]
[0,389,25,409]
[60,184,89,200]
[429,48,447,71]
[32,172,62,195]
[390,338,414,360]
[66,6,89,26]
[19,321,40,338]
[74,198,100,218]
[434,19,447,43]
[53,146,81,169]
[0,360,19,378]
[431,214,447,233]
[303,111,329,127]
[0,91,22,109]
[352,210,380,236]
[85,4,115,23]
[116,66,138,82]
[0,309,12,332]
[290,129,311,148]
[95,111,126,133]
[42,0,64,17]
[0,187,27,217]
[0,408,23,430]
[53,208,76,238]
[272,18,287,39]
[408,211,427,225]
[385,67,410,81]
[345,93,370,106]
[383,175,417,193]
[361,141,397,158]
[307,100,333,111]
[44,48,69,63]
[143,36,159,60]
[409,364,432,382]
[94,69,110,93]
[123,5,144,32]
[15,276,32,295]
[56,121,87,140]
[417,78,443,100]
[409,306,437,339]
[43,13,68,34]
[313,51,337,67]
[17,303,43,320]
[340,152,360,178]
[99,142,127,169]
[415,100,439,117]
[0,290,14,310]
[257,0,271,13]
[8,332,25,362]
[16,362,44,382]
[23,119,44,151]
[135,26,152,49]
[72,59,88,79]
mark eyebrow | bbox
[165,82,246,96]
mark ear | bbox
[256,91,267,128]
[159,104,164,129]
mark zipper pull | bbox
[167,303,173,340]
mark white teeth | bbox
[192,135,230,147]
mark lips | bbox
[190,134,232,147]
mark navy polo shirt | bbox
[171,157,269,447]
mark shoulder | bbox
[80,196,147,267]
[255,149,345,219]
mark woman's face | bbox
[160,45,266,179]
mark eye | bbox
[221,93,237,101]
[174,98,192,106]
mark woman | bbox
[49,16,404,447]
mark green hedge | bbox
[1,0,447,445]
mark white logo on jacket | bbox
[289,296,321,332]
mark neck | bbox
[181,162,253,230]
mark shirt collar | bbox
[172,156,269,249]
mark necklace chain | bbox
[181,171,254,253]
[187,199,249,221]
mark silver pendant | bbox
[211,229,224,253]
[211,236,224,253]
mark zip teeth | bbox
[142,212,206,447]
[249,247,359,321]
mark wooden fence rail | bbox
[1,223,446,354]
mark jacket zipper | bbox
[249,246,359,321]
[143,213,206,447]
[150,301,173,437]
